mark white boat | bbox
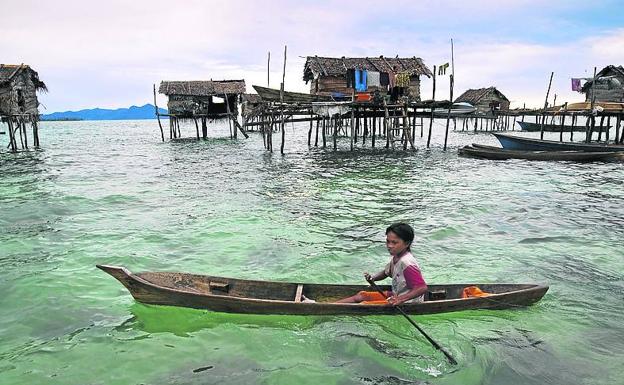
[434,102,476,115]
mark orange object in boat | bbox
[462,286,491,299]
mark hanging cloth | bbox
[346,69,356,88]
[355,69,368,91]
[396,72,410,87]
[380,72,390,87]
[388,71,396,88]
[571,78,582,92]
[368,71,381,87]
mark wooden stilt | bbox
[154,84,165,142]
[7,120,16,152]
[372,115,377,147]
[333,116,338,151]
[322,117,327,148]
[194,118,200,140]
[308,111,313,146]
[33,121,40,147]
[426,65,437,148]
[314,118,319,147]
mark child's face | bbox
[386,231,408,256]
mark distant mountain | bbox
[41,104,168,121]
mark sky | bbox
[2,0,624,112]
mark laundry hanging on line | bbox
[395,72,410,87]
[380,72,390,87]
[354,69,368,91]
[571,78,582,92]
[438,63,450,75]
[368,71,381,87]
[346,69,356,88]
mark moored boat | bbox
[459,144,624,162]
[433,102,476,116]
[97,264,548,316]
[493,132,624,152]
[253,85,338,103]
[517,121,596,132]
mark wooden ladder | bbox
[384,102,416,150]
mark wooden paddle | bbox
[366,278,458,365]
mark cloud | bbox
[1,0,622,110]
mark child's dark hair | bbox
[386,223,414,248]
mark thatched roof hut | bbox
[455,87,510,112]
[581,65,624,103]
[303,56,432,100]
[158,80,245,118]
[0,64,47,117]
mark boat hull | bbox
[493,133,624,152]
[460,144,623,162]
[517,121,594,132]
[97,265,548,316]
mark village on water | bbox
[3,59,624,156]
[2,2,624,385]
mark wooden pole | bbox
[314,118,319,146]
[540,71,554,140]
[350,90,355,151]
[267,51,271,87]
[20,118,28,149]
[224,93,235,139]
[194,118,200,140]
[322,117,327,148]
[280,45,287,155]
[587,67,597,143]
[333,115,338,151]
[443,75,454,151]
[372,114,377,147]
[366,279,457,366]
[153,84,164,142]
[7,120,16,152]
[443,38,455,150]
[33,120,40,147]
[308,109,313,146]
[427,65,437,148]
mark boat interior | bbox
[134,272,536,303]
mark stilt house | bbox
[581,65,624,102]
[0,64,47,151]
[157,80,247,140]
[303,56,432,100]
[454,87,510,112]
[158,80,245,119]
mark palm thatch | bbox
[159,80,245,96]
[303,56,432,82]
[454,87,510,112]
[0,64,47,92]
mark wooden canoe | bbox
[460,144,624,162]
[493,132,624,152]
[97,265,548,316]
[252,85,336,103]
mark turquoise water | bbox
[1,120,623,384]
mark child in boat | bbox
[336,223,427,305]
